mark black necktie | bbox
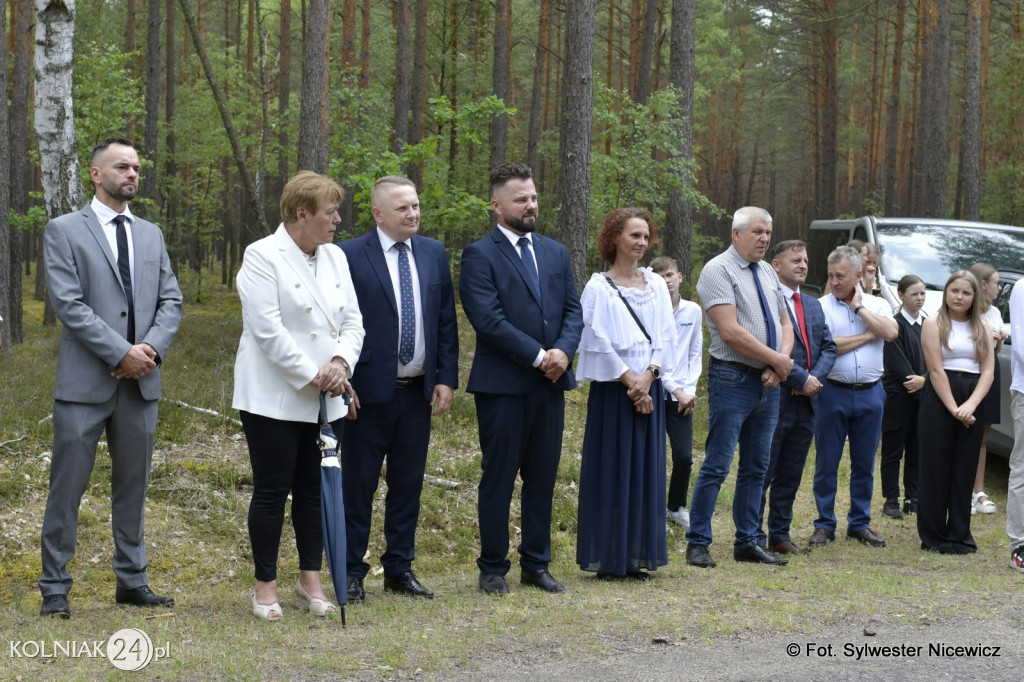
[113,215,135,343]
[518,237,540,296]
[396,242,415,365]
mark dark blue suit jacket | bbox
[783,292,837,393]
[459,227,583,393]
[339,231,459,404]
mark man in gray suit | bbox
[39,138,183,618]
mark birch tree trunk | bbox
[35,0,84,326]
[35,0,85,220]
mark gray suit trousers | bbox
[39,379,158,596]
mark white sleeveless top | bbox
[942,319,981,373]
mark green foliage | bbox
[9,205,48,234]
[72,42,146,170]
[331,93,510,244]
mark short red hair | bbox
[596,207,657,264]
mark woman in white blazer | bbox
[233,171,364,620]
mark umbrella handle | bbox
[319,390,353,426]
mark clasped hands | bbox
[111,344,158,379]
[539,348,569,382]
[952,402,978,428]
[621,369,654,414]
[311,359,352,398]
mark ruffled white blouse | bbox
[576,269,677,385]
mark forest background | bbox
[1,0,1022,345]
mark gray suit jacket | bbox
[43,203,183,403]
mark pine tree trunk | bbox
[913,0,951,217]
[664,0,696,282]
[490,0,511,170]
[141,0,161,207]
[960,0,983,220]
[393,0,411,153]
[298,0,329,172]
[557,0,596,288]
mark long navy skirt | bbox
[576,380,668,574]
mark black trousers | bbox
[880,390,920,502]
[917,372,984,553]
[241,411,344,582]
[665,399,694,511]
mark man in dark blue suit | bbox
[339,176,459,602]
[459,162,583,595]
[756,240,836,554]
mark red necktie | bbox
[792,292,811,369]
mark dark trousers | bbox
[757,389,815,545]
[880,390,920,502]
[341,381,431,578]
[241,411,341,582]
[475,390,565,575]
[917,372,984,553]
[665,399,693,511]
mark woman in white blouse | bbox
[233,171,364,619]
[575,208,676,580]
[918,270,993,554]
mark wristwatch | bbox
[853,305,865,315]
[647,365,661,379]
[332,356,351,374]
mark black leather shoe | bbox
[40,594,70,618]
[807,528,836,547]
[685,544,717,568]
[115,585,174,607]
[882,498,904,519]
[479,572,509,595]
[383,571,434,598]
[847,528,887,547]
[734,543,788,565]
[521,568,565,593]
[346,575,365,603]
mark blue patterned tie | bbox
[518,237,540,296]
[396,242,415,365]
[749,262,776,351]
[113,215,135,343]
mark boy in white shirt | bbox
[650,257,703,529]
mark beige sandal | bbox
[294,582,336,617]
[250,590,282,621]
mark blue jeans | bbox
[686,363,780,549]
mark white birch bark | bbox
[34,0,85,219]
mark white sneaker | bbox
[973,491,997,514]
[667,507,690,529]
[1012,546,1024,573]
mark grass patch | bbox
[1,276,1020,680]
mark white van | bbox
[808,216,1024,455]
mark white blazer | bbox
[233,225,364,422]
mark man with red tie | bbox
[755,240,836,554]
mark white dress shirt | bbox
[821,292,893,383]
[376,227,426,377]
[91,196,135,287]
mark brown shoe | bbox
[807,528,835,547]
[769,540,803,555]
[847,528,886,547]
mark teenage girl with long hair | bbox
[918,271,994,554]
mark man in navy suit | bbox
[339,176,459,602]
[459,162,583,595]
[755,240,836,554]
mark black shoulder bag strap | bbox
[604,275,651,343]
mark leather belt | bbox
[396,375,425,388]
[827,378,880,390]
[709,357,762,375]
